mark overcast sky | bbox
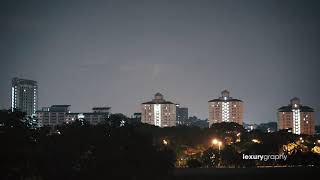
[1,0,319,124]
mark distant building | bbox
[92,107,111,114]
[141,93,176,127]
[176,104,188,125]
[36,105,71,127]
[243,123,258,132]
[188,117,209,128]
[208,90,244,127]
[11,77,38,116]
[278,97,315,135]
[65,107,111,125]
[133,112,142,119]
[130,112,142,124]
[256,122,277,133]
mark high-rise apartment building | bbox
[11,77,38,116]
[278,97,315,135]
[176,104,188,126]
[141,93,176,127]
[208,90,243,127]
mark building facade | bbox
[36,105,71,127]
[11,77,38,116]
[208,90,243,127]
[176,104,188,126]
[130,112,142,124]
[278,97,315,135]
[141,93,176,127]
[65,107,111,125]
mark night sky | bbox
[1,0,319,124]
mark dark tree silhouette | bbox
[201,147,220,167]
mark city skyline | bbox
[6,76,318,130]
[1,0,320,124]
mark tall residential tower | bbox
[176,104,189,125]
[208,90,243,127]
[278,97,315,135]
[141,93,176,127]
[11,77,38,116]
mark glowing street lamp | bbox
[236,133,241,142]
[212,139,222,154]
[212,139,218,145]
[162,139,168,145]
[252,139,261,144]
[299,137,304,143]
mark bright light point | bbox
[120,120,126,127]
[212,139,218,145]
[162,139,168,145]
[252,139,261,144]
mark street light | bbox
[212,139,222,154]
[162,139,168,145]
[299,137,304,143]
[252,139,261,144]
[212,139,218,145]
[236,133,241,142]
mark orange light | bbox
[162,139,168,145]
[252,139,261,143]
[212,139,219,145]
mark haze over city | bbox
[1,0,320,124]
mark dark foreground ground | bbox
[169,167,319,180]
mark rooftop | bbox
[208,90,242,102]
[208,98,242,102]
[142,93,175,104]
[278,105,314,112]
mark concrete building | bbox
[176,104,188,126]
[65,107,111,125]
[11,77,38,116]
[278,97,315,135]
[133,112,142,120]
[141,93,176,127]
[130,112,142,124]
[36,105,71,127]
[208,90,243,127]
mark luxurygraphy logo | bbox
[242,154,287,161]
